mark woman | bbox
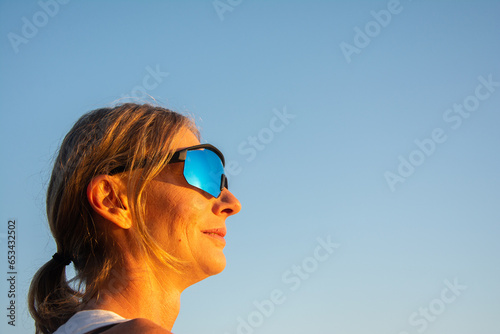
[28,103,241,334]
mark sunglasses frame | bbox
[169,144,226,166]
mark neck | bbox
[83,263,190,331]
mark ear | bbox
[87,175,132,229]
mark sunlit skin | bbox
[84,128,241,333]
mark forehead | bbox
[173,129,201,150]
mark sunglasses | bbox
[109,144,228,198]
[168,144,228,198]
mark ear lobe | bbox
[87,175,132,229]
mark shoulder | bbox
[103,318,172,334]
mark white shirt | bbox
[53,310,129,334]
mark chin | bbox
[202,255,226,277]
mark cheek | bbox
[144,184,186,245]
[143,179,213,256]
[177,195,215,262]
[181,195,210,242]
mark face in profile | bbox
[143,128,241,284]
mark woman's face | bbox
[143,129,241,284]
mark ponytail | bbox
[28,255,80,334]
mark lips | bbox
[202,227,227,245]
[202,227,227,238]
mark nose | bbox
[214,188,241,216]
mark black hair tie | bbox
[52,253,72,266]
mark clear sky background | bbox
[1,0,499,333]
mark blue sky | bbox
[1,0,499,333]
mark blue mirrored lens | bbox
[183,149,225,198]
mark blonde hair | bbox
[28,103,199,334]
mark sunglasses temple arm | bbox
[169,149,187,163]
